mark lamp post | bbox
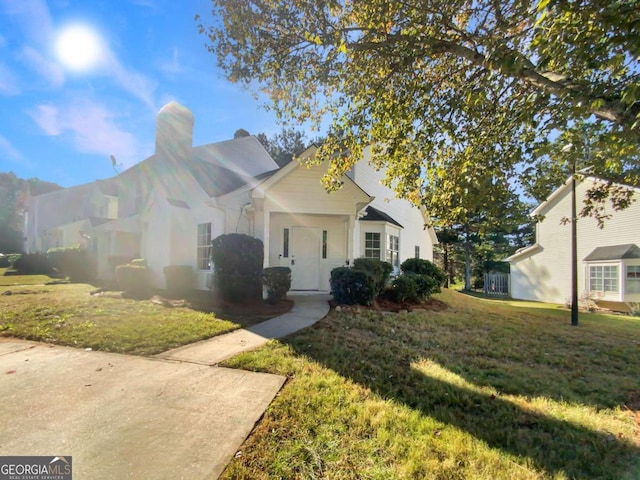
[570,158,579,327]
[562,143,579,327]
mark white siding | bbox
[265,163,365,216]
[510,179,640,304]
[352,147,436,263]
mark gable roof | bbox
[359,206,403,228]
[191,136,278,178]
[531,175,640,217]
[583,244,640,261]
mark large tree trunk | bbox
[443,243,450,288]
[464,224,472,291]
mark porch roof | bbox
[359,206,403,228]
[92,214,141,233]
[583,244,640,262]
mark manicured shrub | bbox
[211,233,264,303]
[13,253,53,274]
[411,274,439,301]
[115,263,151,298]
[390,273,440,303]
[400,258,446,290]
[163,265,196,298]
[330,267,376,306]
[47,246,96,282]
[263,266,291,303]
[108,256,136,274]
[390,274,418,303]
[7,253,22,268]
[353,257,393,295]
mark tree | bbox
[257,127,326,167]
[198,0,640,213]
[256,128,309,167]
[0,172,61,253]
[521,121,640,224]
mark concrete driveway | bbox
[0,339,285,479]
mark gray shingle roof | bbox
[583,244,640,261]
[359,206,403,228]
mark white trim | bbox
[504,243,542,262]
[531,176,640,217]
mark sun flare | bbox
[55,24,103,71]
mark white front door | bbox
[291,226,321,290]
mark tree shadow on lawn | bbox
[281,311,640,479]
[412,292,640,411]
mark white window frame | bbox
[387,234,399,268]
[589,264,618,293]
[197,222,212,271]
[626,265,640,294]
[364,232,381,259]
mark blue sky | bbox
[0,0,282,187]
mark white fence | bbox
[483,273,510,297]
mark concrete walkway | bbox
[0,293,331,480]
[158,294,331,365]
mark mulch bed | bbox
[330,296,448,313]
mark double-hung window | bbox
[197,222,212,270]
[387,234,399,268]
[364,232,381,259]
[589,265,618,293]
[626,266,640,294]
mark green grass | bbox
[0,283,243,355]
[220,289,640,479]
[0,267,59,286]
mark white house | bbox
[24,101,438,291]
[505,176,640,310]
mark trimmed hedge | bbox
[400,258,446,290]
[211,233,264,303]
[163,265,196,298]
[263,267,291,303]
[353,257,393,295]
[391,273,440,303]
[13,253,53,274]
[0,254,9,268]
[330,267,376,306]
[47,246,96,282]
[115,263,151,298]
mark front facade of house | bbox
[506,177,640,309]
[24,102,437,291]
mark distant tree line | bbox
[0,172,61,253]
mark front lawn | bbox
[0,267,59,286]
[221,289,640,479]
[0,283,254,355]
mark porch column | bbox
[347,214,356,265]
[263,209,270,268]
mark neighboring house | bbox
[505,176,640,310]
[24,101,437,291]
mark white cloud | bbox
[30,100,146,167]
[159,47,183,76]
[0,63,21,95]
[1,0,54,46]
[0,135,30,166]
[103,51,157,109]
[2,0,157,109]
[20,46,65,88]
